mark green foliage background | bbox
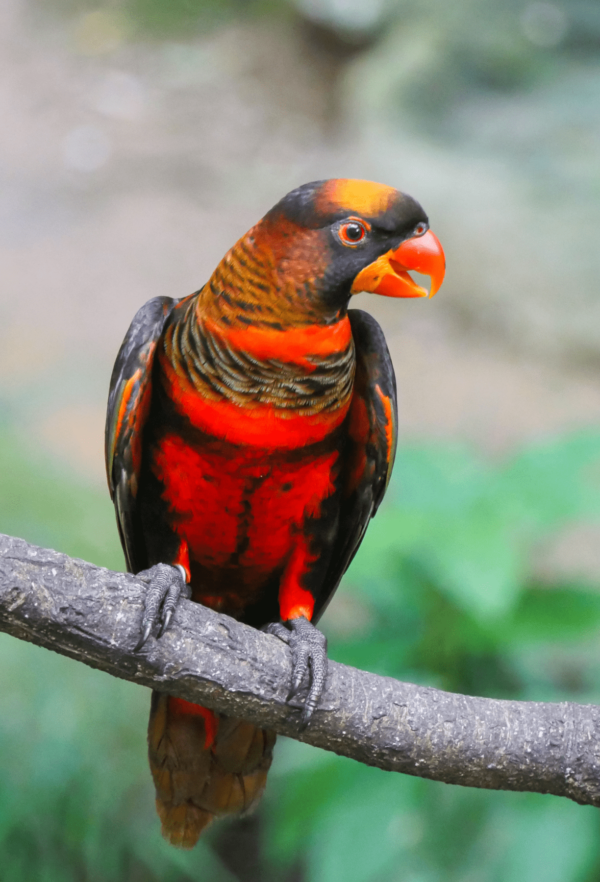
[2,426,600,880]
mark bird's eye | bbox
[338,220,367,246]
[413,221,428,237]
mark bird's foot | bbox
[134,563,190,651]
[265,616,328,727]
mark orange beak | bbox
[350,230,445,299]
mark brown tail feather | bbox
[148,691,276,848]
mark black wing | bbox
[312,308,398,623]
[105,296,175,573]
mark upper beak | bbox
[350,229,446,299]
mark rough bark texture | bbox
[0,532,599,807]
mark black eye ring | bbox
[338,220,368,246]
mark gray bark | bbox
[0,532,599,807]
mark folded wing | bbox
[105,296,175,572]
[313,308,398,623]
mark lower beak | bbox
[350,229,446,299]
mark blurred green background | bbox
[2,0,600,879]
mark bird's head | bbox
[205,178,445,327]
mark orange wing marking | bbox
[375,384,394,463]
[114,370,141,446]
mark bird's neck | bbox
[196,222,342,331]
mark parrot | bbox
[105,178,445,848]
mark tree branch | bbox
[0,532,599,807]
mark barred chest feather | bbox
[156,295,356,449]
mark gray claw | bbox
[135,621,153,652]
[267,616,328,726]
[134,563,187,650]
[157,608,172,638]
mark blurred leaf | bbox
[420,509,523,619]
[305,772,421,882]
[495,432,600,533]
[506,585,600,645]
[464,796,599,882]
[126,0,236,35]
[0,430,123,571]
[348,435,600,623]
[265,743,357,865]
[267,751,427,882]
